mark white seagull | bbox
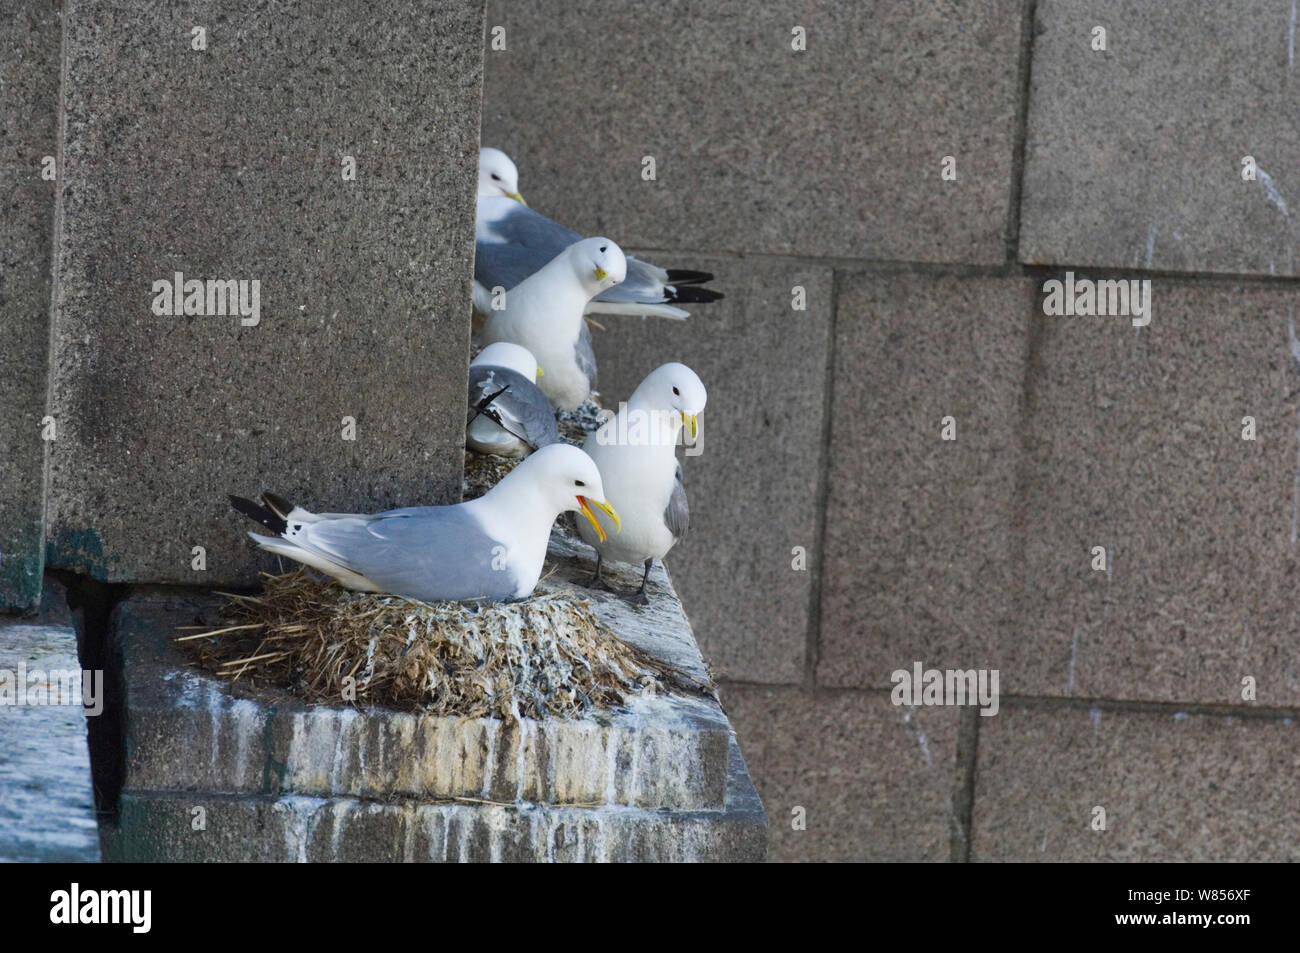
[477,147,723,321]
[481,236,627,411]
[229,444,620,603]
[467,342,558,458]
[576,363,707,604]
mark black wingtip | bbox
[666,286,725,304]
[665,269,715,285]
[229,494,287,535]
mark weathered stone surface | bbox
[0,1,59,610]
[723,684,959,862]
[1020,0,1300,275]
[114,530,745,810]
[482,0,1025,264]
[0,624,101,862]
[45,0,484,584]
[816,275,1033,689]
[973,704,1300,861]
[106,738,765,862]
[1017,282,1300,704]
[587,258,832,684]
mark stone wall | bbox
[483,0,1300,861]
[1,0,484,601]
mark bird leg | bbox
[625,558,653,607]
[583,554,618,593]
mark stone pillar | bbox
[44,0,484,586]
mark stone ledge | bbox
[117,532,733,810]
[106,737,764,863]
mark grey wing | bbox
[468,365,559,450]
[575,321,597,394]
[664,462,689,541]
[476,204,583,291]
[475,241,553,292]
[300,508,517,602]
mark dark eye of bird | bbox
[575,479,586,487]
[672,386,680,396]
[599,245,607,252]
[492,173,500,180]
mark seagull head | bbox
[471,342,542,380]
[520,444,620,542]
[479,147,525,203]
[636,362,708,439]
[569,237,627,294]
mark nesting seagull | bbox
[229,444,620,603]
[477,147,723,321]
[576,363,707,605]
[481,236,626,411]
[467,342,558,458]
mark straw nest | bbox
[179,568,705,719]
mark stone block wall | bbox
[483,0,1300,860]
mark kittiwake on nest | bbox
[229,443,618,603]
[178,569,708,719]
[466,342,558,458]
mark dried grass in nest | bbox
[462,448,518,500]
[178,568,704,720]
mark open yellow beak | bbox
[576,495,621,543]
[682,412,698,439]
[507,191,527,206]
[594,266,609,282]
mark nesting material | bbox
[179,568,702,719]
[556,396,607,445]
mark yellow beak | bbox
[681,412,698,438]
[507,191,528,206]
[535,365,544,378]
[576,496,621,543]
[594,266,609,282]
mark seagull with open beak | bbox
[576,363,707,605]
[229,444,619,603]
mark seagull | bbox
[481,236,626,411]
[477,147,723,321]
[467,342,558,457]
[575,363,707,605]
[229,444,620,603]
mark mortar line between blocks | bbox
[950,705,980,863]
[626,247,1300,290]
[802,268,841,690]
[1004,0,1039,265]
[716,680,1300,722]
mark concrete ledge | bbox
[109,530,766,860]
[116,532,733,810]
[107,738,764,862]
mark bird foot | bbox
[624,589,651,608]
[583,573,618,594]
